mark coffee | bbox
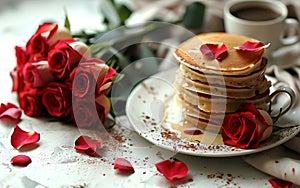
[231,7,280,21]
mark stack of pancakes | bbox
[173,33,271,133]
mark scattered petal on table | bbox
[10,155,32,167]
[11,125,40,150]
[74,135,101,157]
[0,102,22,120]
[113,158,135,174]
[155,159,188,181]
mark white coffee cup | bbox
[224,0,299,55]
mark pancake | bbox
[179,57,268,88]
[175,88,269,113]
[175,70,271,98]
[174,32,265,75]
[172,32,271,134]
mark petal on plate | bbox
[74,135,101,157]
[155,159,189,181]
[234,41,270,52]
[0,102,22,120]
[10,125,40,150]
[113,158,135,173]
[10,155,32,167]
[183,128,203,135]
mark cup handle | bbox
[267,87,296,118]
[280,18,300,46]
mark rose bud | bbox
[69,41,91,58]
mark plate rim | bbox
[125,69,300,157]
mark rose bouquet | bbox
[10,23,116,129]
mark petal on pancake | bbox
[234,41,270,52]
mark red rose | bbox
[15,46,29,69]
[42,82,72,119]
[70,58,116,98]
[70,58,114,98]
[19,88,45,117]
[26,34,49,62]
[48,40,83,79]
[70,65,97,98]
[221,103,272,149]
[72,97,106,129]
[25,23,72,63]
[10,68,25,94]
[12,46,28,93]
[23,61,56,88]
[72,95,111,129]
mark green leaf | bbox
[182,2,205,29]
[116,4,132,24]
[64,8,71,31]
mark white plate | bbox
[126,68,300,157]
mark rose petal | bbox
[234,41,270,52]
[183,128,203,135]
[10,155,32,167]
[114,158,135,173]
[155,159,188,181]
[11,125,40,150]
[35,23,58,41]
[74,136,101,157]
[47,27,72,46]
[0,103,22,120]
[268,178,293,188]
[69,41,91,58]
[200,43,228,61]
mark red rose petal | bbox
[10,155,32,167]
[234,41,270,52]
[0,103,22,120]
[200,43,228,61]
[183,128,203,135]
[155,159,188,181]
[74,136,101,157]
[35,23,58,40]
[114,158,135,173]
[268,178,293,188]
[11,125,40,150]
